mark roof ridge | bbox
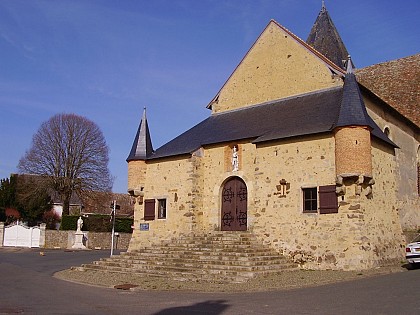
[356,53,420,71]
[211,86,343,117]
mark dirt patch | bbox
[55,265,406,293]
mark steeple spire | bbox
[127,107,154,161]
[306,2,350,70]
[335,56,373,129]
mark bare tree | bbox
[18,113,113,216]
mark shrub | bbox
[42,210,61,230]
[60,215,80,231]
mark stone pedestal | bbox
[72,231,87,250]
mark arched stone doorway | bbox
[221,176,247,231]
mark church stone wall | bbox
[128,156,199,250]
[212,22,342,114]
[128,130,404,269]
[249,134,403,270]
[365,96,420,232]
[199,142,257,232]
[128,130,405,269]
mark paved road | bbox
[0,248,419,314]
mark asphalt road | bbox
[0,248,419,315]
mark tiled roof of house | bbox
[148,86,395,160]
[81,192,134,217]
[355,54,420,127]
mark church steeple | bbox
[306,1,350,70]
[127,108,153,161]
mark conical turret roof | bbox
[306,1,350,70]
[335,57,374,129]
[126,108,154,161]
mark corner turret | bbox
[127,108,153,197]
[127,108,153,161]
[334,57,374,193]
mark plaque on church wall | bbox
[140,223,149,231]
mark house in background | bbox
[9,174,134,219]
[80,192,134,218]
[126,3,419,270]
[50,190,82,218]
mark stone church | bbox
[126,4,419,270]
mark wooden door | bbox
[221,177,247,231]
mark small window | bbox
[158,199,167,219]
[303,187,317,213]
[144,199,155,221]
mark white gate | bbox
[3,221,41,248]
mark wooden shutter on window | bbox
[319,185,338,214]
[144,199,155,220]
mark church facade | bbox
[126,5,419,270]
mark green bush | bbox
[114,217,134,233]
[60,214,133,233]
[60,215,80,231]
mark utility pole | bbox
[110,200,119,257]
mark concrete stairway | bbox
[79,232,298,283]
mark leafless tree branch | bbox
[18,113,113,215]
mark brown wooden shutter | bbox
[319,185,338,214]
[144,199,155,220]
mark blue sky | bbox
[0,0,419,193]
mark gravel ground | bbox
[55,265,406,293]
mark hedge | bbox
[61,215,133,233]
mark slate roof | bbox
[336,58,374,129]
[306,1,350,70]
[127,108,154,161]
[355,54,420,127]
[148,86,395,160]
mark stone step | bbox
[121,248,288,260]
[79,262,295,283]
[77,264,252,283]
[106,254,289,264]
[87,259,294,273]
[93,256,295,271]
[105,253,290,266]
[75,232,298,283]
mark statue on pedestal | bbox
[76,216,83,232]
[72,216,87,250]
